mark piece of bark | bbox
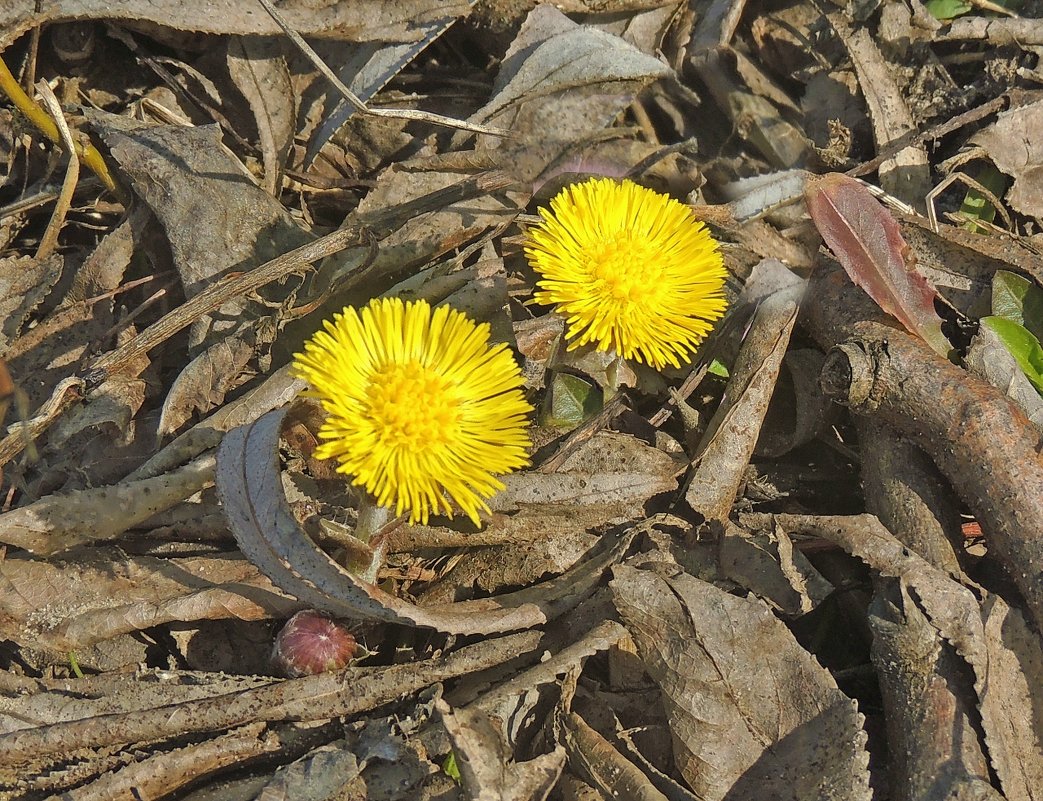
[858,420,964,575]
[869,580,998,801]
[803,267,1043,634]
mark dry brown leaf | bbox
[469,4,672,184]
[970,99,1043,221]
[437,699,565,801]
[90,116,312,435]
[224,36,296,196]
[611,563,871,801]
[0,0,473,49]
[0,254,61,354]
[686,271,803,522]
[0,549,298,660]
[417,431,680,602]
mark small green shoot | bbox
[925,0,972,20]
[708,358,730,379]
[958,165,1009,233]
[442,750,461,783]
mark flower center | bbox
[589,235,664,308]
[368,361,460,449]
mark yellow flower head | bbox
[292,297,533,525]
[525,177,728,369]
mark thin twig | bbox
[0,631,540,764]
[255,0,511,139]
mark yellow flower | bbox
[525,177,728,370]
[292,298,532,525]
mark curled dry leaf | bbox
[215,404,637,634]
[686,269,803,522]
[611,563,871,801]
[805,173,950,356]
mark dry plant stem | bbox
[648,362,708,428]
[0,376,83,469]
[0,630,540,764]
[804,269,1043,632]
[868,581,995,801]
[33,81,78,261]
[53,721,338,801]
[0,452,216,554]
[255,0,510,139]
[355,496,392,584]
[857,419,964,576]
[0,56,117,193]
[86,226,364,380]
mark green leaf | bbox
[981,316,1043,395]
[539,372,602,428]
[925,0,972,19]
[708,358,730,378]
[442,751,461,783]
[991,271,1043,343]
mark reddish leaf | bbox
[806,173,950,356]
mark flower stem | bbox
[355,494,392,584]
[604,352,624,399]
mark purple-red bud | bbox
[271,610,358,677]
